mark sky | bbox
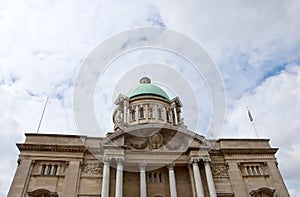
[0,0,300,196]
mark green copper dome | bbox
[128,77,169,100]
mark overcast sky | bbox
[1,0,300,196]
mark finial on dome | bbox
[140,77,151,84]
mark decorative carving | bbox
[32,162,40,174]
[211,164,229,177]
[81,162,103,175]
[149,132,163,149]
[250,187,275,197]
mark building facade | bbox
[8,77,289,197]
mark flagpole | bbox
[247,106,259,138]
[251,121,259,138]
[37,97,49,134]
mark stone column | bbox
[190,158,204,197]
[101,158,111,197]
[168,163,177,197]
[173,108,178,125]
[115,158,124,197]
[139,163,147,197]
[188,165,196,197]
[204,158,217,197]
[123,105,127,124]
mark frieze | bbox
[81,162,103,175]
[211,164,229,177]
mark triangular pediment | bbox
[101,124,211,152]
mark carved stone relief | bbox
[81,162,103,175]
[211,164,229,177]
[32,162,40,174]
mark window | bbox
[139,108,144,119]
[47,165,52,175]
[131,110,136,120]
[40,164,58,176]
[148,108,153,118]
[159,173,163,183]
[27,189,58,197]
[241,163,264,176]
[153,173,158,182]
[148,173,152,183]
[41,164,46,175]
[166,111,169,122]
[53,165,58,176]
[147,172,164,184]
[158,108,162,119]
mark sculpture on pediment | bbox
[149,132,163,149]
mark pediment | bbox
[101,124,211,152]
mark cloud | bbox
[223,64,300,194]
[1,0,299,195]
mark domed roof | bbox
[128,77,169,100]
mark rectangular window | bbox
[158,108,162,119]
[159,173,163,183]
[148,108,153,118]
[139,108,144,119]
[47,165,52,175]
[148,173,152,183]
[131,110,136,120]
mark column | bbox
[101,158,111,197]
[173,108,178,125]
[204,158,217,197]
[190,158,204,197]
[168,163,177,197]
[139,163,147,197]
[188,165,196,197]
[123,105,127,124]
[115,158,124,197]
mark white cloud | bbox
[223,64,300,193]
[0,0,299,195]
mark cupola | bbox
[113,77,184,131]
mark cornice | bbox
[219,148,278,155]
[17,144,88,153]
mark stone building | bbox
[8,77,289,197]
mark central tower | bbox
[113,77,185,131]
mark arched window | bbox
[27,189,58,197]
[139,108,144,119]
